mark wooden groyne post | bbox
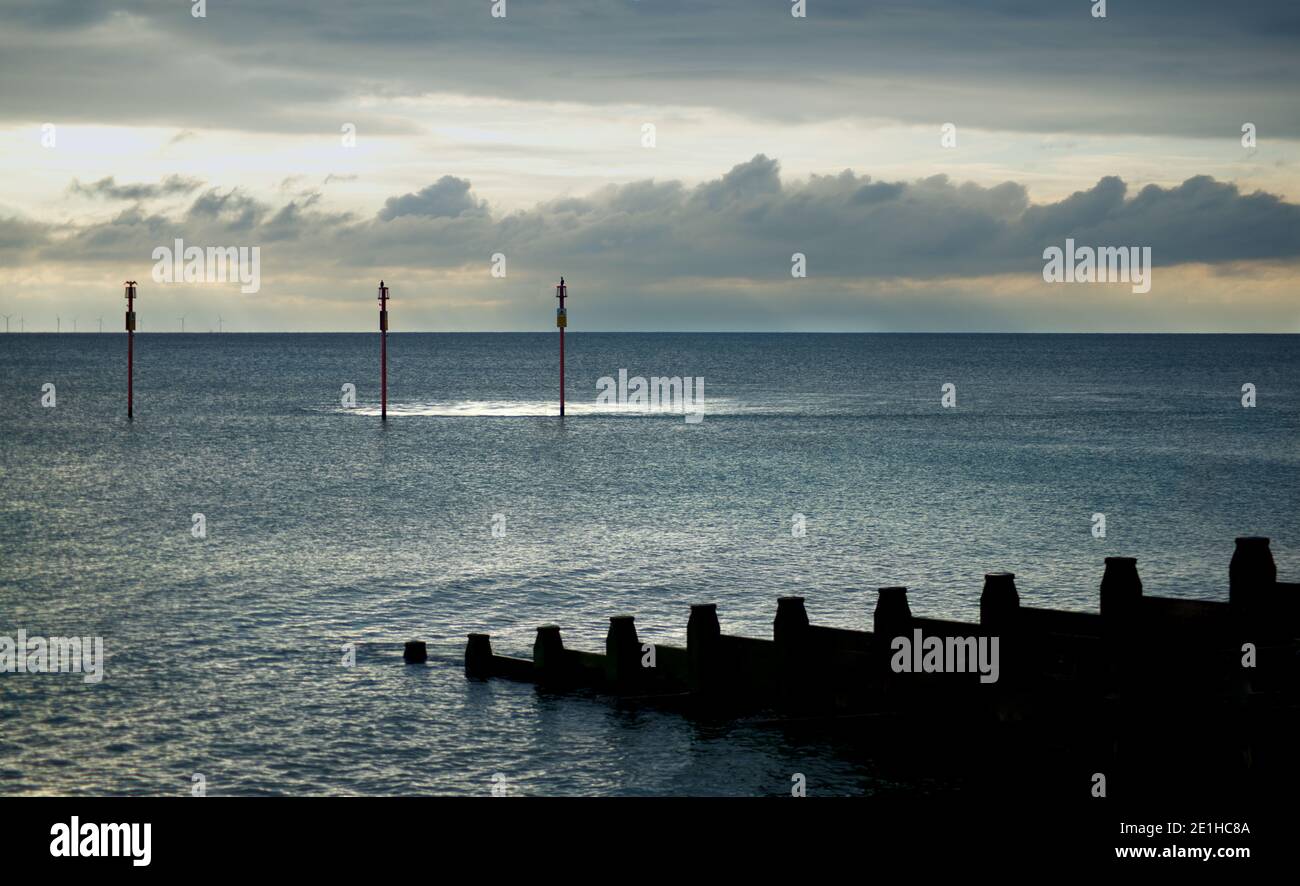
[465,633,493,677]
[774,595,811,705]
[873,586,912,638]
[534,624,567,686]
[1099,556,1142,621]
[687,603,721,692]
[979,571,1019,629]
[606,615,643,692]
[1231,536,1276,622]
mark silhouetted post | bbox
[533,624,566,684]
[555,277,567,416]
[1100,557,1143,623]
[1230,536,1276,621]
[1099,557,1143,692]
[378,281,390,421]
[980,572,1020,691]
[774,595,810,644]
[873,586,913,690]
[980,571,1020,631]
[687,603,721,691]
[605,615,641,691]
[774,596,810,703]
[873,586,912,639]
[465,633,493,678]
[124,281,137,420]
[404,640,428,664]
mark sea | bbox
[1,332,1297,795]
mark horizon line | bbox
[3,330,1298,336]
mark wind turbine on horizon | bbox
[1,314,9,333]
[97,316,103,333]
[178,315,186,333]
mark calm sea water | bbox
[1,333,1297,795]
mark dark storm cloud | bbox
[15,156,1300,277]
[0,0,1296,136]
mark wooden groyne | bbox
[439,536,1300,796]
[456,538,1296,700]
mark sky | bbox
[1,0,1297,332]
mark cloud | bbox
[18,158,1300,289]
[377,177,488,221]
[0,215,51,266]
[1,1,1297,137]
[69,175,204,201]
[0,0,115,32]
[185,188,267,231]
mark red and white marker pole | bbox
[124,281,137,420]
[556,276,567,417]
[378,280,390,421]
